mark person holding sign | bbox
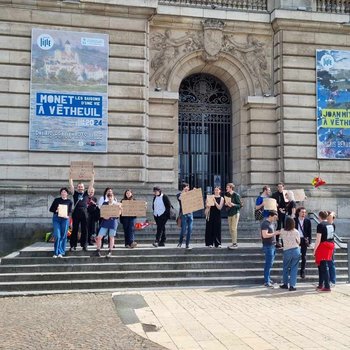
[176,183,194,249]
[152,186,171,247]
[49,187,73,258]
[95,193,120,258]
[120,189,137,249]
[272,183,287,248]
[69,171,94,252]
[225,183,242,249]
[205,186,224,248]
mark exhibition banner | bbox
[317,49,350,159]
[29,28,109,152]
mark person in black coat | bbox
[152,186,171,247]
[294,207,312,278]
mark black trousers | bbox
[154,213,168,244]
[300,238,308,274]
[276,211,286,243]
[71,208,88,248]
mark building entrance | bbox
[178,73,232,199]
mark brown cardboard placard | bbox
[224,196,232,205]
[263,198,277,211]
[100,204,122,219]
[121,200,147,217]
[206,195,215,206]
[58,204,68,218]
[293,189,307,202]
[70,161,94,181]
[181,188,204,215]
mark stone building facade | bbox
[1,0,350,253]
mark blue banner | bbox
[29,29,109,152]
[317,50,350,159]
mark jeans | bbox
[282,247,300,287]
[228,213,240,244]
[179,213,193,246]
[262,244,276,284]
[52,215,69,256]
[328,253,336,284]
[319,260,331,289]
[122,217,136,246]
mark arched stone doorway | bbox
[178,73,232,195]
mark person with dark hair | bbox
[261,210,279,287]
[225,183,242,249]
[120,189,137,248]
[98,187,114,207]
[205,186,224,248]
[177,183,194,249]
[327,211,336,286]
[49,187,73,258]
[87,187,99,246]
[272,183,286,248]
[314,210,335,292]
[255,185,271,220]
[69,172,94,252]
[152,186,171,247]
[295,207,312,279]
[279,217,301,291]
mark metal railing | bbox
[317,0,350,13]
[159,0,267,11]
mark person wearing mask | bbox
[294,207,312,279]
[95,193,120,258]
[261,210,279,287]
[152,186,171,247]
[177,183,194,250]
[120,189,137,248]
[272,183,286,248]
[279,217,301,291]
[69,172,94,252]
[49,187,73,258]
[205,186,224,248]
[314,211,335,292]
[225,183,242,249]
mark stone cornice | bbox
[244,96,277,109]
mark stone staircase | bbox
[0,220,348,295]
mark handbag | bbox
[169,205,177,220]
[176,216,182,227]
[254,208,264,221]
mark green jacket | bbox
[226,191,241,216]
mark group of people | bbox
[257,183,336,292]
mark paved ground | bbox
[1,284,350,350]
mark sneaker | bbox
[177,243,182,248]
[57,254,63,258]
[206,245,213,248]
[289,287,297,291]
[300,271,305,279]
[216,245,222,248]
[106,250,112,258]
[318,287,331,292]
[95,250,101,257]
[279,284,288,289]
[69,247,76,252]
[315,285,322,291]
[264,282,274,288]
[186,245,192,250]
[53,255,58,258]
[330,282,335,288]
[125,245,131,248]
[152,242,159,248]
[158,242,165,247]
[228,244,238,250]
[130,241,138,248]
[82,246,88,252]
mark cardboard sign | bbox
[181,188,204,215]
[70,161,94,181]
[293,189,306,202]
[58,204,68,218]
[100,204,121,219]
[121,200,147,217]
[263,198,277,211]
[206,195,215,206]
[282,190,289,203]
[224,196,232,205]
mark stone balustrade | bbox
[317,0,350,13]
[159,0,267,11]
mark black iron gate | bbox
[178,74,232,197]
